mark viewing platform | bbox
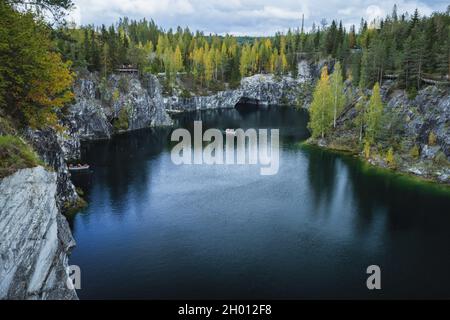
[116,65,139,74]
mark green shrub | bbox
[433,151,449,166]
[112,89,120,103]
[385,147,396,168]
[428,131,437,146]
[229,79,241,90]
[162,80,173,95]
[407,87,418,100]
[280,93,289,105]
[113,107,129,132]
[75,187,85,197]
[99,77,112,103]
[118,76,129,94]
[63,197,87,216]
[0,135,42,178]
[410,145,420,159]
[363,141,371,159]
[180,89,192,99]
[0,116,16,135]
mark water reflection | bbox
[69,107,450,299]
[306,148,339,210]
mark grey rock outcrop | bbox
[384,85,450,160]
[0,167,77,300]
[165,60,314,112]
[25,128,80,213]
[110,74,173,130]
[65,72,172,148]
[67,74,114,143]
[165,74,305,111]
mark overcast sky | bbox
[69,0,449,36]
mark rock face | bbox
[0,167,77,299]
[65,72,172,149]
[69,74,113,141]
[165,61,314,111]
[165,74,308,111]
[165,74,299,111]
[384,85,450,183]
[127,74,173,129]
[384,85,450,159]
[25,128,80,213]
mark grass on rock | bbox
[0,135,42,178]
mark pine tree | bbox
[350,51,362,86]
[400,33,426,90]
[101,43,111,78]
[359,49,370,88]
[434,25,450,78]
[83,28,91,65]
[354,94,367,142]
[90,29,101,71]
[392,4,398,22]
[414,32,427,89]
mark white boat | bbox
[68,164,90,173]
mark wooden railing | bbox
[382,73,450,86]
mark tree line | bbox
[57,5,450,93]
[307,5,450,162]
[1,0,449,130]
[57,18,300,89]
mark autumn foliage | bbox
[0,2,74,128]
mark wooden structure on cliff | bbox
[116,65,139,74]
[382,73,450,86]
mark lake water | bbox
[69,106,450,299]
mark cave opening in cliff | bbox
[235,97,260,110]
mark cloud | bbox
[337,7,355,16]
[365,4,384,22]
[238,5,307,20]
[71,0,448,35]
[67,3,81,25]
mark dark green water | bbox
[70,106,450,299]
